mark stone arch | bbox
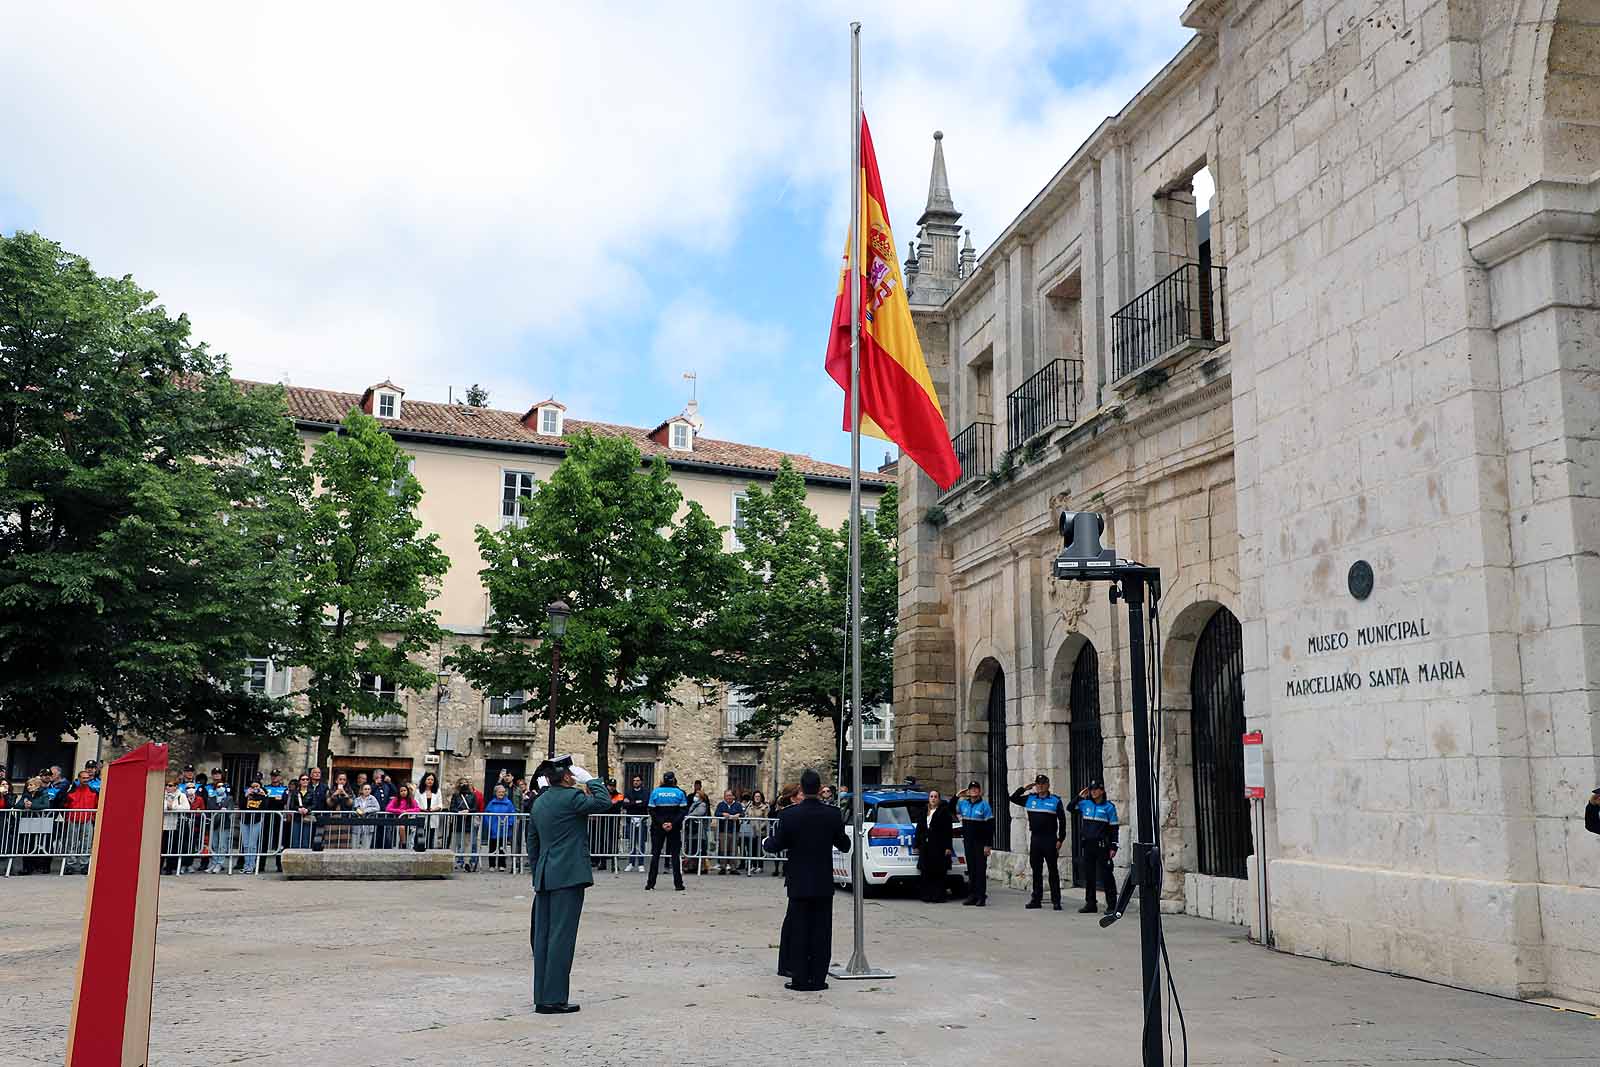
[967,653,1012,851]
[1482,0,1600,205]
[1154,585,1244,900]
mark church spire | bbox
[908,130,963,306]
[918,130,961,227]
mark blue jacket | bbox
[648,786,687,830]
[956,797,995,847]
[1073,796,1119,847]
[484,796,517,839]
[1009,787,1068,846]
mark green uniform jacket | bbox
[528,779,613,891]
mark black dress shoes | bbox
[535,1003,580,1014]
[785,981,829,991]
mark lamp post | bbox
[433,669,451,757]
[545,600,571,759]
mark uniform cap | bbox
[662,771,677,786]
[1034,774,1050,785]
[967,780,981,790]
[1088,780,1104,790]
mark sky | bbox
[1,3,1197,469]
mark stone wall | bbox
[1203,0,1599,1002]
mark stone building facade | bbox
[3,382,891,802]
[894,0,1600,1007]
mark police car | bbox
[831,789,967,894]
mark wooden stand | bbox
[67,742,168,1067]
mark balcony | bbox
[949,420,995,492]
[480,693,537,739]
[847,708,894,751]
[344,711,407,735]
[1110,262,1229,384]
[619,704,667,739]
[1006,358,1083,448]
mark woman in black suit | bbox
[913,789,955,903]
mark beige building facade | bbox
[895,0,1600,1008]
[2,382,891,802]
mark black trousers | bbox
[783,895,833,990]
[647,825,682,888]
[1029,841,1061,904]
[918,853,950,902]
[962,834,988,900]
[1083,839,1116,908]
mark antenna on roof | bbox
[683,371,703,429]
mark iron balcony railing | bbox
[950,420,995,491]
[1006,358,1083,448]
[1110,262,1229,381]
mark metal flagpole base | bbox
[829,962,896,980]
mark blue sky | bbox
[1,3,1195,469]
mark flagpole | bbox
[836,19,891,983]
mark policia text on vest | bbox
[645,774,688,891]
[1010,776,1068,910]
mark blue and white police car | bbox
[831,788,967,894]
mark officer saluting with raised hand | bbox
[956,780,994,906]
[1009,774,1068,911]
[1072,780,1119,914]
[645,771,688,891]
[527,755,614,1016]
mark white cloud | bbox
[0,2,1194,437]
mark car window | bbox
[872,802,925,825]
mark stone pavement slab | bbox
[1,871,1594,1066]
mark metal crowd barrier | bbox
[0,807,786,877]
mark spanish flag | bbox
[825,114,961,491]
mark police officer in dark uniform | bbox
[1009,773,1068,911]
[645,771,688,891]
[956,780,994,906]
[1071,780,1120,913]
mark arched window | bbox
[1068,641,1104,886]
[986,667,1009,852]
[1191,607,1249,878]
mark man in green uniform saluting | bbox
[528,755,614,1014]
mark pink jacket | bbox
[386,796,420,814]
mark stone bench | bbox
[280,848,456,880]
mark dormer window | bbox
[670,421,692,451]
[538,406,562,436]
[376,391,400,419]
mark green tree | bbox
[0,232,308,743]
[449,431,733,780]
[721,461,897,751]
[283,411,450,771]
[464,383,489,407]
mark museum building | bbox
[891,0,1600,1006]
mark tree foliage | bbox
[0,232,307,742]
[464,383,489,407]
[720,460,897,750]
[281,411,450,771]
[448,431,733,780]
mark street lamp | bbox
[545,600,571,759]
[433,669,452,756]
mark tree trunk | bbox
[595,719,611,782]
[315,705,335,776]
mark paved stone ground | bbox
[2,870,1596,1066]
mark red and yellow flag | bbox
[825,114,961,491]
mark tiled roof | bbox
[244,381,894,487]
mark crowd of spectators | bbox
[1,759,850,879]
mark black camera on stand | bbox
[1052,511,1167,1067]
